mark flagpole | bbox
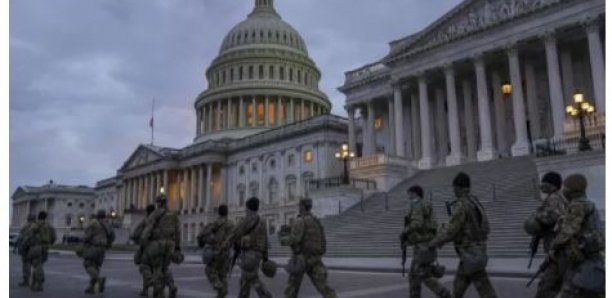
[151,98,155,145]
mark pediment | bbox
[120,145,165,171]
[388,0,568,60]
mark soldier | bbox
[15,214,37,287]
[82,210,115,294]
[197,204,234,298]
[27,211,57,292]
[428,172,497,298]
[401,186,451,298]
[223,197,272,298]
[524,172,567,298]
[140,195,181,298]
[131,204,156,297]
[549,174,604,298]
[280,198,337,298]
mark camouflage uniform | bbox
[282,208,337,298]
[403,198,450,298]
[430,190,497,298]
[27,219,57,291]
[82,218,114,294]
[533,191,567,298]
[198,217,234,298]
[549,194,604,298]
[140,205,181,298]
[131,216,151,296]
[15,217,36,287]
[225,211,272,298]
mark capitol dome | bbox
[194,0,331,143]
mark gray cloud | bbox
[10,0,462,196]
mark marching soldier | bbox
[428,172,497,298]
[524,172,567,298]
[82,210,115,294]
[131,204,156,297]
[15,214,37,287]
[140,195,181,298]
[401,186,450,298]
[197,205,234,298]
[28,211,57,292]
[280,198,337,298]
[223,197,272,298]
[549,174,604,297]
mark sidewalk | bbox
[49,249,541,278]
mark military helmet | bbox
[523,214,544,236]
[564,174,588,193]
[27,214,36,222]
[261,259,278,278]
[299,198,313,210]
[171,249,184,264]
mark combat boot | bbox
[139,288,149,297]
[169,284,178,298]
[98,277,106,293]
[30,281,43,292]
[84,279,96,294]
[18,279,29,287]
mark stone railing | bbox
[532,133,605,158]
[349,154,408,169]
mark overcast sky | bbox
[9,0,463,196]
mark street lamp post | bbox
[335,144,355,185]
[566,90,595,151]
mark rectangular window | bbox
[259,65,264,79]
[280,67,285,80]
[239,67,243,80]
[269,66,274,79]
[257,102,265,126]
[249,66,254,79]
[247,103,254,126]
[374,116,383,130]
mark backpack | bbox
[465,196,490,242]
[578,201,605,255]
[302,215,326,256]
[38,223,57,246]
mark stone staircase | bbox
[270,156,542,258]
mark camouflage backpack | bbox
[38,223,57,246]
[301,214,326,256]
[465,196,490,242]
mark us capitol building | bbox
[112,0,347,243]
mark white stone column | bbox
[191,167,197,210]
[227,98,233,129]
[252,97,257,127]
[560,49,575,104]
[196,109,202,135]
[156,172,162,195]
[543,32,566,138]
[410,93,421,161]
[474,55,497,161]
[445,66,463,166]
[163,170,168,198]
[388,98,396,156]
[462,79,477,160]
[393,86,405,157]
[300,99,305,121]
[524,61,542,140]
[366,101,376,155]
[435,88,447,163]
[347,106,357,154]
[418,76,434,169]
[206,164,213,211]
[507,46,530,156]
[585,20,605,113]
[264,96,270,127]
[276,97,282,126]
[198,165,204,208]
[239,97,245,128]
[220,166,227,205]
[216,101,222,130]
[491,71,507,154]
[289,98,295,123]
[183,168,190,210]
[207,104,213,132]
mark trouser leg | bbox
[284,270,305,298]
[307,261,337,298]
[472,270,498,298]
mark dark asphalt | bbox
[9,252,537,297]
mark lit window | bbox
[303,150,313,163]
[374,117,383,130]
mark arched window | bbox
[259,65,264,79]
[239,66,244,80]
[65,214,73,227]
[237,184,246,206]
[285,175,297,201]
[280,67,285,80]
[297,70,302,83]
[287,154,295,167]
[268,178,278,204]
[269,66,274,79]
[249,66,254,80]
[249,182,259,198]
[302,172,315,197]
[289,68,294,81]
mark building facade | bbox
[10,181,98,241]
[112,0,348,245]
[340,0,605,176]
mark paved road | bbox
[10,253,537,298]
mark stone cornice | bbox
[385,0,578,65]
[195,83,330,107]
